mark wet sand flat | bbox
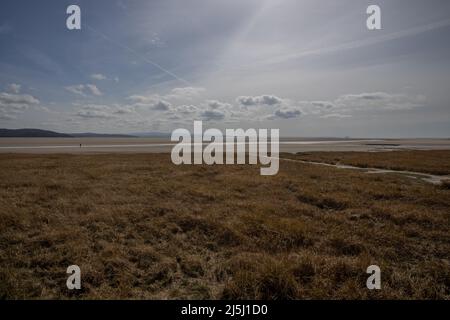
[0,138,449,153]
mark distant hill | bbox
[70,133,137,138]
[0,129,370,139]
[132,131,170,138]
[0,128,72,137]
[0,129,137,138]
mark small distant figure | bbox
[79,144,82,148]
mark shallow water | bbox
[276,157,450,185]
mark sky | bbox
[0,0,450,137]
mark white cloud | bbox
[201,109,225,121]
[171,87,205,96]
[86,84,103,96]
[126,87,205,117]
[127,95,153,104]
[75,105,113,119]
[163,87,205,101]
[74,104,134,120]
[90,74,119,82]
[237,91,422,121]
[311,101,335,109]
[298,101,332,115]
[0,114,16,120]
[236,95,283,107]
[127,95,171,111]
[320,113,352,119]
[33,105,52,113]
[7,83,21,94]
[297,92,425,117]
[0,92,40,120]
[152,100,171,111]
[76,109,111,119]
[65,85,86,96]
[206,100,232,110]
[174,104,199,115]
[0,92,39,107]
[335,92,425,111]
[65,84,103,97]
[113,106,134,115]
[81,90,426,129]
[148,33,165,48]
[272,107,302,119]
[90,73,107,80]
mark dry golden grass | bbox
[0,152,449,299]
[290,150,450,175]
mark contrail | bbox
[265,18,450,65]
[221,18,450,72]
[84,23,190,85]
